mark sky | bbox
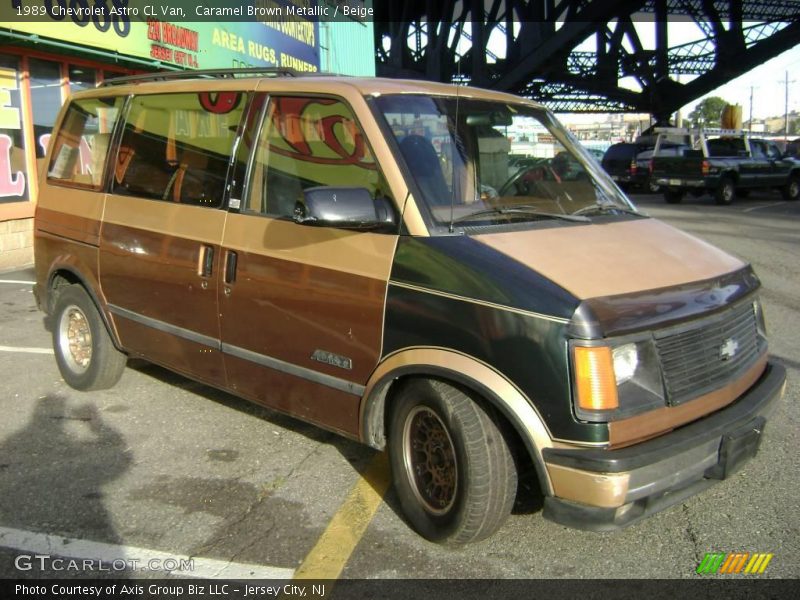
[661,21,800,121]
[557,20,800,122]
[683,45,800,121]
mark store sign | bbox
[0,64,26,200]
[0,1,320,71]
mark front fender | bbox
[360,346,556,495]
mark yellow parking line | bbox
[293,452,390,580]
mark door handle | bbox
[199,245,214,277]
[224,250,238,285]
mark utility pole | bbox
[780,71,797,142]
[786,71,789,143]
[749,85,753,133]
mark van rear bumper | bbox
[542,362,786,531]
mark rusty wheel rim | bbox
[402,406,458,515]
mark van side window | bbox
[47,97,123,190]
[112,92,245,207]
[245,95,393,218]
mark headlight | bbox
[612,343,638,385]
[571,337,665,422]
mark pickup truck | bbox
[650,131,800,205]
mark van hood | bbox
[389,217,757,337]
[473,217,745,300]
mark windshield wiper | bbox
[571,203,642,217]
[453,206,590,224]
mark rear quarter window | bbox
[47,97,124,190]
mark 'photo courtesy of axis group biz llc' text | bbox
[0,1,798,598]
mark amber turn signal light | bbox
[573,346,619,411]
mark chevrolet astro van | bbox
[34,69,786,544]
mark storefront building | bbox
[0,0,375,270]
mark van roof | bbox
[81,70,545,109]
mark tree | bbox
[687,96,729,129]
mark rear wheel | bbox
[52,285,127,391]
[715,177,736,205]
[388,379,517,545]
[664,189,683,204]
[782,174,800,201]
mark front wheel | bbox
[388,379,517,545]
[52,285,127,391]
[782,175,800,201]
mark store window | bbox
[0,55,28,203]
[102,70,127,85]
[68,67,97,94]
[29,58,63,163]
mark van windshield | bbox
[374,95,636,232]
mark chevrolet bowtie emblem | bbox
[719,338,739,361]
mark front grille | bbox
[655,301,764,406]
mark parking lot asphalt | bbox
[0,189,798,580]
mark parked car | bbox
[35,70,785,545]
[636,144,688,192]
[602,141,686,193]
[583,147,606,161]
[601,142,646,191]
[651,131,800,204]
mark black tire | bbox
[715,177,736,205]
[388,378,517,545]
[782,174,800,201]
[52,285,127,391]
[664,189,683,204]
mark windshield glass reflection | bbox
[375,95,637,231]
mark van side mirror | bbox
[295,186,396,230]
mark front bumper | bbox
[542,361,786,531]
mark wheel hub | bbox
[59,306,92,373]
[403,406,457,515]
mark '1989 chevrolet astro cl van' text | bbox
[34,70,786,544]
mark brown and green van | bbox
[34,69,786,544]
